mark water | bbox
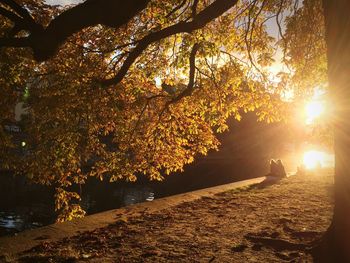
[0,157,266,237]
[1,150,317,238]
[0,212,46,236]
[0,174,157,237]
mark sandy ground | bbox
[2,170,334,263]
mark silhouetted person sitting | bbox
[270,159,287,177]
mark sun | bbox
[305,100,325,125]
[303,150,325,169]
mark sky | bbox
[45,0,81,6]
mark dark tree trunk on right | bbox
[321,0,350,261]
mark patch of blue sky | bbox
[45,0,82,6]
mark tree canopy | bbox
[0,0,326,221]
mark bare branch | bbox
[156,43,200,121]
[248,0,266,51]
[191,0,199,19]
[276,0,287,44]
[0,5,41,37]
[276,0,290,68]
[204,57,223,108]
[169,42,200,104]
[128,94,165,143]
[0,0,33,21]
[0,6,22,23]
[166,0,187,18]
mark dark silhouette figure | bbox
[270,159,287,177]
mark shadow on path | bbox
[245,175,283,190]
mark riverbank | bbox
[0,161,271,237]
[0,170,333,262]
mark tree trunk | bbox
[322,0,350,261]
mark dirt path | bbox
[2,171,334,262]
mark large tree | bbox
[1,0,348,259]
[0,0,289,221]
[318,0,350,261]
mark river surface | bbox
[0,174,157,237]
[0,150,330,237]
[0,156,270,237]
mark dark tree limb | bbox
[156,43,200,121]
[169,42,200,104]
[0,1,42,37]
[102,0,239,86]
[0,0,33,21]
[0,0,41,33]
[0,0,239,86]
[165,0,187,18]
[0,36,30,47]
[0,0,151,60]
[191,0,200,18]
[0,6,23,24]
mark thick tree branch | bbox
[102,0,239,86]
[0,0,33,21]
[0,6,22,23]
[0,5,40,37]
[170,42,200,103]
[0,0,238,87]
[0,36,30,47]
[191,0,200,18]
[166,0,187,18]
[157,43,200,121]
[0,0,151,61]
[0,0,40,32]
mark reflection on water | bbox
[146,192,155,202]
[111,186,155,207]
[0,213,24,233]
[0,160,268,237]
[0,212,45,236]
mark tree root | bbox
[245,234,310,252]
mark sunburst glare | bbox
[303,150,334,170]
[305,100,325,125]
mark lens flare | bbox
[303,151,324,169]
[305,101,325,124]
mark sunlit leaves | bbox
[0,0,311,221]
[283,0,327,94]
[55,188,86,222]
